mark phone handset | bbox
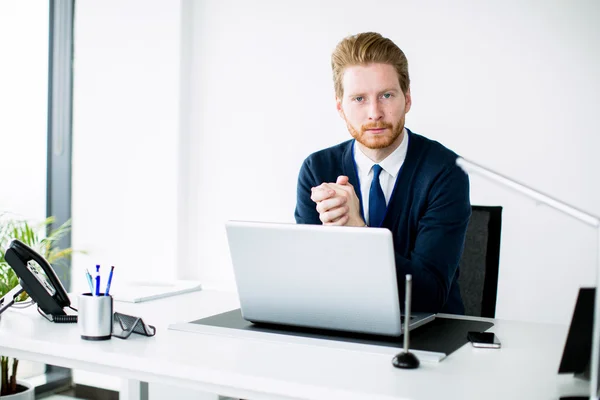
[2,239,72,319]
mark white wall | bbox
[0,2,48,221]
[181,0,600,325]
[71,1,217,397]
[71,0,181,291]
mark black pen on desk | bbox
[105,266,115,296]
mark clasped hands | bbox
[310,176,366,227]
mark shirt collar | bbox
[354,128,409,177]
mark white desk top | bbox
[0,290,590,400]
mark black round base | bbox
[81,334,111,341]
[392,351,420,369]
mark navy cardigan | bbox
[294,129,471,314]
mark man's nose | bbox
[368,101,384,121]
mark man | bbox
[294,32,471,314]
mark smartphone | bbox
[467,331,501,348]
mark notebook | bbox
[110,280,202,303]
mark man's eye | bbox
[382,93,392,99]
[354,96,364,102]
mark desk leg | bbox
[121,379,149,400]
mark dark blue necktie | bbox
[369,164,386,227]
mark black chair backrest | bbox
[458,205,503,318]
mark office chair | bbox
[457,205,503,318]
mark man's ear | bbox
[404,89,412,113]
[336,97,344,119]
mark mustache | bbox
[361,122,392,131]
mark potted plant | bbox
[0,214,74,398]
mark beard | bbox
[345,115,405,150]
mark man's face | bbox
[336,63,411,150]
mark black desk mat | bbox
[190,309,493,356]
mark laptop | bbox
[224,220,435,337]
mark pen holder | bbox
[78,293,113,340]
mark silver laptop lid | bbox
[225,221,404,336]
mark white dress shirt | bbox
[353,129,409,225]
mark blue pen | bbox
[105,266,115,296]
[95,265,101,296]
[85,269,94,293]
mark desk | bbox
[0,290,590,400]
